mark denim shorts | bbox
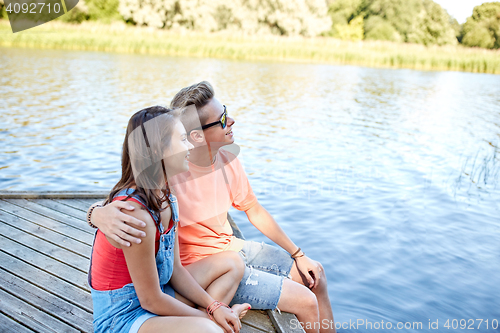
[229,241,294,310]
[91,283,175,333]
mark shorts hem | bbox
[129,313,156,333]
[230,269,286,310]
[231,241,294,310]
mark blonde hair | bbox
[170,81,214,125]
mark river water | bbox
[1,46,500,332]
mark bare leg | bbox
[289,262,336,333]
[184,251,250,318]
[139,316,223,333]
[276,279,320,333]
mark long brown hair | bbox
[104,106,181,223]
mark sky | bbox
[433,0,488,23]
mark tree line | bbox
[1,0,499,49]
[327,0,500,49]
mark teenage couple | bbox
[87,81,336,333]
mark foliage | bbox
[365,0,421,39]
[118,0,331,36]
[405,0,457,45]
[326,0,360,39]
[461,2,500,49]
[2,20,500,74]
[3,0,500,51]
[463,25,495,48]
[58,0,90,23]
[327,0,457,45]
[364,15,400,41]
[450,17,461,41]
[327,0,363,25]
[368,0,457,45]
[57,0,121,23]
[0,0,7,20]
[86,0,121,21]
[332,15,363,41]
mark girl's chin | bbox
[164,162,189,177]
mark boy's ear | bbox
[189,130,205,144]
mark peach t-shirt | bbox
[170,149,258,265]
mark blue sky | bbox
[433,0,488,23]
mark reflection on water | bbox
[1,46,500,331]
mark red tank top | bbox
[90,196,173,291]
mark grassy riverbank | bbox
[1,20,500,74]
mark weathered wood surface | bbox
[269,310,307,333]
[0,191,109,199]
[0,191,304,333]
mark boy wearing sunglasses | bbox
[88,82,336,333]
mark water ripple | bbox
[2,46,500,331]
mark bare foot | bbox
[231,303,251,319]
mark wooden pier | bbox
[0,191,304,333]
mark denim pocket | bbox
[157,254,174,285]
[110,299,134,332]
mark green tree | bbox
[333,15,364,40]
[365,0,456,45]
[119,0,331,36]
[327,0,363,25]
[58,0,90,23]
[405,0,457,45]
[364,15,401,41]
[0,0,7,20]
[326,0,457,45]
[325,0,365,40]
[86,0,121,21]
[450,17,461,42]
[57,0,120,23]
[461,2,500,49]
[365,0,421,40]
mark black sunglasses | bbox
[201,105,227,130]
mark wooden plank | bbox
[0,251,92,312]
[267,310,306,333]
[0,268,93,332]
[0,288,79,333]
[241,310,275,332]
[0,192,301,333]
[3,199,94,237]
[0,191,108,199]
[241,323,272,333]
[0,312,35,333]
[53,199,91,212]
[0,209,91,259]
[0,235,90,291]
[76,198,105,207]
[30,199,87,221]
[0,221,90,273]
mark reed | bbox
[1,20,500,74]
[455,143,500,196]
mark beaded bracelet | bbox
[86,204,101,229]
[207,301,230,320]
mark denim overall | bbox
[88,189,179,333]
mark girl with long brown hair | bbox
[88,106,249,333]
